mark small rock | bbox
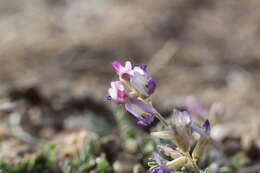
[124,138,139,153]
[113,154,135,173]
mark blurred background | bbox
[0,0,260,170]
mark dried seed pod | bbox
[192,120,211,160]
[166,156,188,169]
[158,145,183,159]
[171,125,191,153]
[192,137,208,160]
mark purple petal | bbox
[125,102,143,119]
[153,152,164,166]
[124,99,155,126]
[112,61,122,73]
[203,119,211,133]
[152,166,171,173]
[152,167,164,173]
[148,80,156,89]
[137,120,149,126]
[147,80,156,94]
[152,152,171,173]
[137,115,154,126]
[140,64,147,71]
[146,113,154,123]
[131,72,149,96]
[137,113,154,126]
[159,164,171,173]
[133,99,155,114]
[116,90,124,98]
[106,96,112,101]
[191,123,207,137]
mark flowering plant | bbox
[107,61,212,173]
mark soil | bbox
[0,0,260,168]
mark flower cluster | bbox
[107,60,212,173]
[107,61,157,126]
[151,111,211,173]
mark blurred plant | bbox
[107,61,214,173]
[113,107,158,170]
[61,138,113,173]
[150,112,211,173]
[0,144,56,173]
[218,154,249,173]
[0,61,248,173]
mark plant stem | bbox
[185,153,200,173]
[143,100,169,128]
[154,111,169,127]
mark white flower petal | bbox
[133,67,145,75]
[125,61,132,70]
[108,88,117,99]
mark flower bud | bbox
[158,145,183,159]
[171,125,190,153]
[192,137,207,160]
[171,111,192,152]
[125,99,155,126]
[192,120,211,160]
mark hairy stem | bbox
[154,111,169,127]
[142,99,169,127]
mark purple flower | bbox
[130,66,156,97]
[108,81,129,103]
[191,119,211,138]
[125,98,155,126]
[151,152,171,173]
[140,64,147,71]
[112,61,133,80]
[108,61,157,125]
